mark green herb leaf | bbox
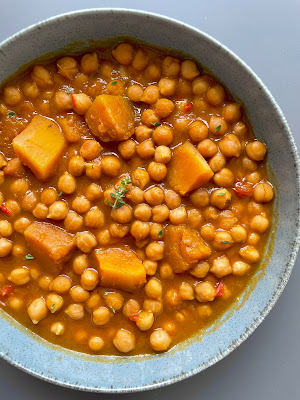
[8,112,15,117]
[51,304,56,311]
[158,230,163,237]
[65,88,71,94]
[218,192,226,196]
[111,80,117,85]
[107,176,132,211]
[215,125,221,132]
[110,306,116,314]
[153,122,161,127]
[219,240,230,244]
[57,191,63,198]
[25,254,34,260]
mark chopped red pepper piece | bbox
[234,180,253,198]
[184,102,194,112]
[0,204,12,216]
[129,314,139,322]
[0,285,14,297]
[215,282,224,297]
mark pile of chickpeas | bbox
[0,41,274,354]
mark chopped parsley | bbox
[106,176,131,211]
[153,122,161,127]
[8,112,15,117]
[110,306,116,314]
[25,254,34,260]
[57,191,63,198]
[215,125,221,132]
[65,87,71,94]
[158,230,163,237]
[217,192,226,196]
[51,304,56,311]
[220,240,230,244]
[111,80,117,85]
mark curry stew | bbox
[0,41,274,355]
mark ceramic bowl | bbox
[0,8,299,393]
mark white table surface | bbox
[0,1,299,399]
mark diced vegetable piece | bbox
[94,247,146,292]
[85,94,135,142]
[24,222,75,273]
[167,141,214,195]
[12,116,65,181]
[164,225,211,273]
[59,115,84,143]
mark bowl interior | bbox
[0,8,299,393]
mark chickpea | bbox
[93,306,112,326]
[143,299,162,314]
[38,275,53,291]
[50,322,65,336]
[209,153,226,173]
[197,139,218,158]
[159,262,174,279]
[145,278,162,300]
[234,121,248,137]
[135,125,153,142]
[179,282,194,300]
[117,140,136,160]
[181,59,199,79]
[0,220,13,237]
[57,173,76,194]
[190,262,210,278]
[250,215,269,233]
[247,232,261,245]
[80,52,98,74]
[104,292,124,312]
[206,84,226,106]
[46,293,64,313]
[165,190,181,209]
[101,155,121,177]
[21,191,38,212]
[145,62,161,80]
[50,276,72,294]
[123,299,141,318]
[70,285,90,302]
[192,75,211,95]
[150,329,171,351]
[88,336,104,352]
[132,48,149,71]
[54,91,72,111]
[113,329,135,353]
[72,196,91,214]
[112,43,134,65]
[210,189,231,210]
[111,204,133,224]
[57,57,77,79]
[80,268,98,291]
[85,183,103,201]
[147,162,167,182]
[82,207,104,230]
[253,182,274,203]
[47,200,68,220]
[14,217,31,234]
[195,282,216,302]
[197,304,213,319]
[29,267,40,280]
[222,103,241,123]
[213,168,234,187]
[133,205,151,224]
[80,140,102,161]
[200,224,215,241]
[144,187,164,206]
[140,85,160,104]
[96,229,111,246]
[161,56,180,77]
[141,109,159,127]
[210,256,232,278]
[136,311,154,331]
[188,120,208,142]
[239,245,260,263]
[137,139,155,159]
[73,328,88,343]
[68,156,85,176]
[148,223,162,241]
[146,241,165,261]
[64,211,83,232]
[213,231,234,250]
[22,81,39,99]
[130,220,150,240]
[27,297,48,324]
[187,209,202,229]
[131,168,150,190]
[7,296,24,311]
[143,260,158,276]
[219,134,241,158]
[169,206,187,224]
[154,98,175,118]
[232,261,251,276]
[209,115,228,136]
[246,141,267,161]
[85,292,101,310]
[72,254,88,275]
[10,178,28,196]
[154,146,172,164]
[4,200,20,216]
[110,223,129,238]
[151,205,169,223]
[11,244,25,257]
[204,206,219,222]
[158,78,177,97]
[231,225,247,242]
[248,201,264,215]
[242,156,258,172]
[40,188,57,205]
[65,303,85,320]
[76,232,97,253]
[8,267,30,286]
[32,203,48,219]
[127,84,143,102]
[0,238,12,257]
[3,86,22,106]
[152,125,173,146]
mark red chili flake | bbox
[215,282,224,297]
[234,180,253,198]
[184,102,194,112]
[0,204,11,216]
[0,285,14,297]
[129,314,139,322]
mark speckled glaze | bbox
[0,8,299,393]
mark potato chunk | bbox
[85,95,135,142]
[165,225,211,273]
[94,247,146,292]
[24,222,75,273]
[167,141,214,195]
[13,115,65,181]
